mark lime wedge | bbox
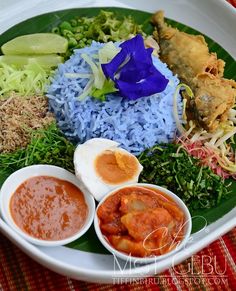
[1,33,68,55]
[0,54,64,68]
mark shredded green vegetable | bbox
[0,61,51,98]
[77,42,119,101]
[138,143,230,212]
[52,10,146,58]
[0,123,75,178]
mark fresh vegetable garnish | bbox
[101,34,169,100]
[178,124,236,179]
[0,123,75,175]
[1,33,68,55]
[173,83,194,135]
[177,138,236,179]
[79,43,119,101]
[51,10,145,57]
[70,42,119,101]
[0,61,51,97]
[138,143,230,211]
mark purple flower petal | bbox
[101,34,169,100]
[102,34,151,82]
[119,34,145,51]
[118,54,153,83]
[116,70,169,100]
[101,49,127,81]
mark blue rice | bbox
[47,41,182,155]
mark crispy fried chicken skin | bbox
[152,11,236,131]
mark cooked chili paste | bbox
[10,176,88,241]
[97,186,186,257]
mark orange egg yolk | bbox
[95,150,139,184]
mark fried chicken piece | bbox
[152,11,236,131]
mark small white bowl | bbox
[94,183,192,264]
[0,165,95,247]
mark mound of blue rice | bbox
[47,41,182,155]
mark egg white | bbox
[73,138,143,201]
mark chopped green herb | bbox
[138,143,230,212]
[0,123,75,180]
[52,10,146,58]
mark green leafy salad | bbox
[138,144,230,211]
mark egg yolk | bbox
[95,150,139,184]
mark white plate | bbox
[0,0,236,284]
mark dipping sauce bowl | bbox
[0,165,95,246]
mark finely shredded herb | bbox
[0,123,75,176]
[138,143,230,212]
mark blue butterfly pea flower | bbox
[101,34,169,100]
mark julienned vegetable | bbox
[77,43,119,101]
[0,61,51,97]
[52,10,145,57]
[178,134,236,180]
[73,42,119,101]
[138,143,230,211]
[173,84,236,179]
[0,123,75,176]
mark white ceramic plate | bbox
[0,0,236,284]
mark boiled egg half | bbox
[74,138,143,201]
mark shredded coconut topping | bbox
[0,93,54,153]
